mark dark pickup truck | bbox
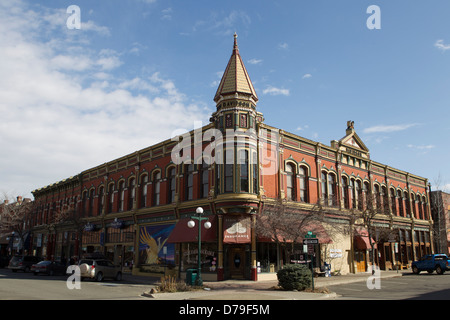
[412,254,450,275]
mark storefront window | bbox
[181,243,217,273]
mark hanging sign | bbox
[223,216,251,243]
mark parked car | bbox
[8,255,41,272]
[412,254,450,275]
[77,259,122,281]
[31,260,67,276]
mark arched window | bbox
[118,181,125,212]
[107,183,114,214]
[286,163,296,201]
[418,195,424,220]
[390,188,396,215]
[404,191,411,217]
[382,186,388,214]
[342,176,349,209]
[128,178,136,210]
[82,191,88,216]
[153,171,161,205]
[397,190,404,217]
[185,164,194,200]
[356,180,363,210]
[167,167,176,203]
[252,151,258,194]
[321,172,337,206]
[374,184,381,210]
[299,166,308,203]
[224,150,233,193]
[88,189,95,217]
[98,186,105,214]
[140,174,148,208]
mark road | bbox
[328,272,450,300]
[0,268,151,300]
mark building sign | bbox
[223,216,251,244]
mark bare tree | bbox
[0,193,34,254]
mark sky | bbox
[1,0,450,199]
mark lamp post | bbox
[187,207,211,286]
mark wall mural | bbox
[139,224,175,266]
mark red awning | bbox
[354,229,377,250]
[167,215,217,243]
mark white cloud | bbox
[0,1,209,197]
[363,123,418,134]
[248,58,263,65]
[278,42,289,50]
[302,73,312,79]
[435,39,450,51]
[262,86,290,96]
[407,144,435,150]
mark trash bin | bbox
[186,268,198,285]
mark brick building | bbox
[28,35,433,280]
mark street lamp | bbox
[187,207,211,286]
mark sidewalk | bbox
[124,270,409,300]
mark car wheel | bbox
[115,272,122,281]
[96,272,104,282]
[436,266,444,275]
[412,266,420,274]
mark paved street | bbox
[0,268,153,300]
[1,267,450,301]
[328,272,450,300]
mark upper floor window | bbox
[322,172,337,206]
[153,171,161,206]
[108,183,114,214]
[239,149,249,193]
[286,163,296,201]
[299,166,308,202]
[128,178,136,211]
[185,164,194,200]
[98,186,105,215]
[140,174,148,208]
[118,181,125,212]
[168,167,176,203]
[199,162,209,198]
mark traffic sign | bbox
[303,238,319,245]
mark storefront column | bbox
[217,214,224,281]
[251,213,257,281]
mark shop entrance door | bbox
[229,247,245,279]
[355,251,366,272]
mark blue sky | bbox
[1,0,450,199]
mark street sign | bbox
[303,238,319,245]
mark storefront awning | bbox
[167,215,217,243]
[354,229,377,250]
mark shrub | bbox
[277,264,312,291]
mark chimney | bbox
[16,196,23,203]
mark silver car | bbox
[78,259,122,281]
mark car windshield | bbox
[10,256,22,262]
[37,261,51,265]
